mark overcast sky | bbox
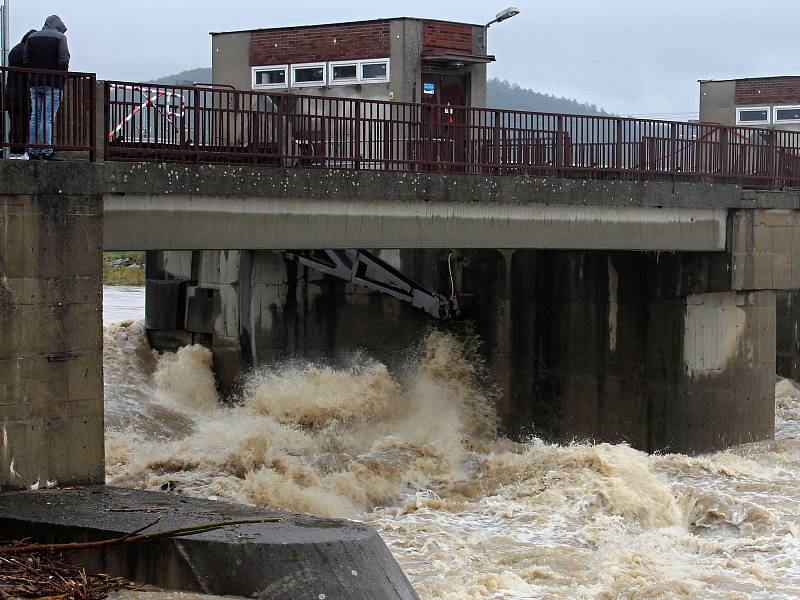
[7,0,797,117]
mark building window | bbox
[329,59,390,85]
[291,63,327,87]
[329,61,359,85]
[736,106,771,126]
[360,59,389,82]
[251,65,288,89]
[774,105,800,124]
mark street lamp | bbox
[0,0,9,67]
[485,7,520,28]
[484,7,520,54]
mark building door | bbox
[419,72,468,171]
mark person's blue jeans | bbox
[28,86,61,157]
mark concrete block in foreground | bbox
[0,486,418,600]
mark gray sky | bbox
[8,0,797,117]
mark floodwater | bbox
[104,286,800,599]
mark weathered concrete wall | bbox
[0,192,104,490]
[106,195,730,252]
[153,247,774,454]
[732,209,800,290]
[699,80,736,125]
[777,290,800,379]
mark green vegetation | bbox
[103,252,145,286]
[487,78,609,116]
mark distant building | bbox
[211,18,494,107]
[699,76,800,130]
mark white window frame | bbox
[736,106,771,126]
[328,60,360,85]
[291,62,327,88]
[251,65,289,90]
[359,58,390,83]
[773,105,800,125]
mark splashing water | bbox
[104,317,800,599]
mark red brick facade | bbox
[250,21,391,66]
[736,77,800,106]
[421,21,474,53]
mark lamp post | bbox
[0,0,9,68]
[1,0,8,159]
[486,6,521,29]
[484,7,520,53]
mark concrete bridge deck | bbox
[4,161,800,252]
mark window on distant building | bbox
[251,65,289,90]
[360,59,389,82]
[329,61,359,84]
[736,106,771,126]
[329,59,390,85]
[774,105,800,124]
[291,63,327,87]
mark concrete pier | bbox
[0,486,419,599]
[149,247,776,454]
[0,191,104,490]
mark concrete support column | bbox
[0,192,104,489]
[776,290,800,380]
[150,248,776,454]
[496,252,775,453]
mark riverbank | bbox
[104,252,145,286]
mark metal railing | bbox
[5,70,800,189]
[103,79,800,188]
[0,66,96,158]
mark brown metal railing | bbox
[6,71,800,189]
[103,79,800,188]
[1,66,96,158]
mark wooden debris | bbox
[0,517,283,555]
[0,517,282,598]
[0,550,135,599]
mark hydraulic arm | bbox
[282,249,460,320]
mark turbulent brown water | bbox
[104,290,800,599]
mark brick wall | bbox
[736,77,800,105]
[421,20,474,52]
[250,21,390,66]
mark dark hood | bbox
[43,15,67,34]
[21,30,36,44]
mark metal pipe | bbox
[1,0,9,67]
[1,0,9,158]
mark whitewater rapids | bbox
[104,317,800,599]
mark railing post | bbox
[720,126,729,179]
[556,115,565,176]
[614,118,623,171]
[278,94,285,168]
[354,100,361,170]
[193,88,201,162]
[93,78,104,162]
[669,123,677,177]
[493,110,501,175]
[768,130,776,188]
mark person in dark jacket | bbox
[3,30,36,157]
[23,15,70,159]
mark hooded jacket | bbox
[23,16,70,75]
[3,30,36,100]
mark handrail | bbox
[1,66,96,159]
[3,67,800,189]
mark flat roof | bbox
[211,17,482,36]
[699,75,800,83]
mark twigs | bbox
[0,517,283,555]
[0,517,282,598]
[0,552,135,599]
